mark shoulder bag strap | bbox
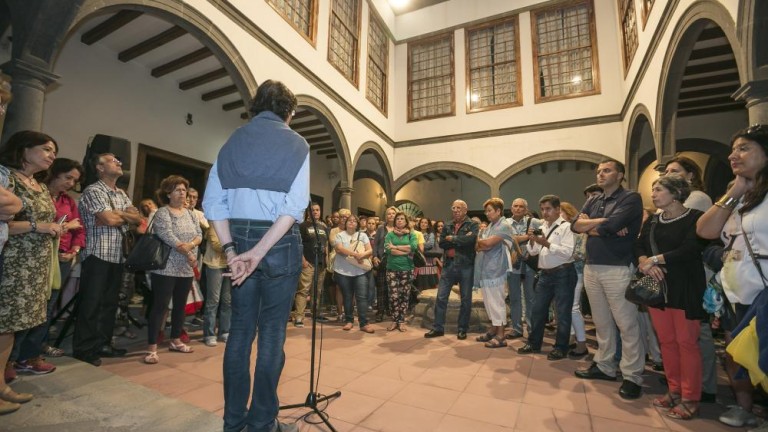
[545,223,560,241]
[740,221,768,289]
[649,216,660,256]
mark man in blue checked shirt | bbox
[204,80,309,432]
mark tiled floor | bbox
[86,318,748,432]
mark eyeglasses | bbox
[102,158,122,166]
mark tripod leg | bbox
[55,297,80,347]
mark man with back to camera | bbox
[570,159,644,400]
[203,80,308,432]
[424,200,478,340]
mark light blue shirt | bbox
[202,156,309,223]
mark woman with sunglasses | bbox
[697,124,768,429]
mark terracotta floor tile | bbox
[449,393,520,427]
[368,361,428,382]
[513,404,591,432]
[476,353,532,382]
[392,382,462,413]
[414,368,473,392]
[463,375,526,401]
[175,381,224,412]
[342,373,409,400]
[294,364,362,389]
[173,355,224,382]
[359,400,445,432]
[585,390,668,428]
[323,389,386,425]
[592,416,669,432]
[522,382,588,413]
[436,414,511,432]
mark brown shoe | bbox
[0,399,20,415]
[361,325,375,334]
[342,322,353,331]
[0,386,33,404]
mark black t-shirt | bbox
[300,220,328,265]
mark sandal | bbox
[652,392,681,409]
[168,341,194,353]
[476,332,495,342]
[666,401,698,420]
[397,323,408,332]
[44,345,65,358]
[342,322,353,331]
[387,323,399,332]
[484,336,508,348]
[144,351,159,365]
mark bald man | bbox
[425,200,479,340]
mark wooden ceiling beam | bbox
[306,135,331,144]
[688,44,733,61]
[81,10,143,45]
[681,72,739,89]
[179,68,227,90]
[118,25,186,62]
[678,96,739,110]
[698,26,725,41]
[447,171,459,179]
[310,143,335,151]
[317,149,336,155]
[683,59,737,76]
[679,84,737,100]
[202,84,238,101]
[292,110,314,120]
[433,171,447,180]
[422,173,434,181]
[291,118,323,129]
[326,154,338,159]
[223,99,245,111]
[677,103,744,118]
[152,47,212,78]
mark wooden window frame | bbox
[265,0,318,46]
[327,0,362,87]
[366,11,389,116]
[530,0,601,103]
[465,15,522,114]
[407,32,456,122]
[641,0,655,29]
[618,0,639,72]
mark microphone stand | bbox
[279,202,341,431]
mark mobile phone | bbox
[57,214,68,225]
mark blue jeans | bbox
[204,267,232,338]
[527,265,576,352]
[335,272,370,327]
[223,221,302,432]
[507,265,536,335]
[432,260,473,333]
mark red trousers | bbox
[649,307,702,400]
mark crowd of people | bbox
[0,90,766,431]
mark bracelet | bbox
[222,242,237,254]
[714,195,739,210]
[30,220,37,233]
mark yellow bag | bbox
[49,237,61,293]
[726,317,768,392]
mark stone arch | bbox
[656,1,744,158]
[495,150,607,186]
[68,0,259,108]
[295,94,352,187]
[352,140,393,201]
[738,0,768,81]
[626,104,655,189]
[394,162,495,195]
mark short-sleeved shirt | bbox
[79,180,134,263]
[333,230,370,277]
[300,220,328,266]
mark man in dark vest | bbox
[204,80,308,432]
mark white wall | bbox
[500,161,598,212]
[351,177,387,216]
[395,175,490,218]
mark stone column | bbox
[733,79,768,125]
[338,186,353,211]
[0,58,59,147]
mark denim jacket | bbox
[439,216,479,268]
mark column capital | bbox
[3,58,59,91]
[337,186,354,195]
[733,79,768,108]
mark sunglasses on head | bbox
[745,124,767,135]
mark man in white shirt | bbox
[517,195,576,361]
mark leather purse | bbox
[124,214,171,272]
[345,232,372,271]
[625,216,667,306]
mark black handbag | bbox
[124,214,171,272]
[625,216,668,306]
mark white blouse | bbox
[720,197,768,304]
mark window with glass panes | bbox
[642,0,655,26]
[366,13,388,115]
[328,0,361,85]
[619,0,638,69]
[531,0,600,102]
[408,34,454,121]
[466,17,521,112]
[266,0,316,43]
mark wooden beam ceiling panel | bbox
[422,173,434,181]
[179,68,228,90]
[152,47,213,77]
[118,25,186,62]
[433,171,446,180]
[291,110,314,120]
[447,171,459,179]
[678,95,738,110]
[306,135,331,144]
[326,154,338,159]
[679,84,737,100]
[202,84,238,101]
[310,143,334,150]
[291,119,323,129]
[223,100,245,111]
[681,72,739,89]
[698,26,725,42]
[317,149,336,155]
[678,103,745,118]
[683,59,737,76]
[81,10,143,45]
[688,44,733,61]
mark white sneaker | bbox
[204,336,217,347]
[719,405,758,427]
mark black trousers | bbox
[73,255,124,358]
[147,274,192,345]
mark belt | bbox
[229,219,300,235]
[539,262,574,274]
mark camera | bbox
[532,228,543,236]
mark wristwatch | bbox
[650,255,659,265]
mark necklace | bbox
[14,169,38,187]
[660,208,691,224]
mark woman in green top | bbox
[384,212,418,332]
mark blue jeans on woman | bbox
[335,272,370,327]
[203,266,232,338]
[223,221,301,432]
